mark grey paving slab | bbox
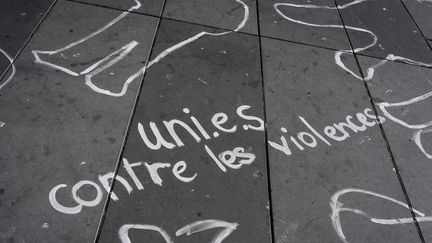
[163,0,258,35]
[402,0,432,39]
[257,0,351,50]
[0,0,54,84]
[97,19,271,242]
[262,37,421,243]
[0,1,158,242]
[0,0,53,56]
[357,55,432,242]
[74,0,165,16]
[336,0,432,63]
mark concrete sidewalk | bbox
[1,0,432,242]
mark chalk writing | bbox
[119,219,238,243]
[330,188,432,243]
[138,105,263,150]
[268,109,384,156]
[32,0,249,97]
[48,105,384,214]
[275,0,432,159]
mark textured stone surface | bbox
[0,1,158,242]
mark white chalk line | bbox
[32,0,249,97]
[330,188,431,243]
[275,0,432,159]
[118,220,238,243]
[119,224,173,243]
[274,1,432,81]
[0,48,16,90]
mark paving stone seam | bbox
[62,0,432,71]
[398,0,432,51]
[0,0,58,86]
[255,0,276,242]
[91,1,168,242]
[333,0,426,242]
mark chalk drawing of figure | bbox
[32,0,250,97]
[274,0,432,159]
[330,188,432,243]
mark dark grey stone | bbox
[336,0,432,63]
[0,0,54,84]
[0,1,158,242]
[262,37,421,243]
[97,19,271,242]
[75,0,165,16]
[258,0,351,50]
[402,0,432,39]
[163,0,258,35]
[0,0,53,56]
[357,55,432,242]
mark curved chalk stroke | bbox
[32,0,249,97]
[118,220,238,243]
[274,0,432,82]
[118,224,173,243]
[32,0,142,77]
[275,0,432,159]
[0,48,16,90]
[330,188,432,243]
[176,219,239,243]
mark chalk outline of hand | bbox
[330,188,432,243]
[32,0,250,97]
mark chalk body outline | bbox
[32,0,249,97]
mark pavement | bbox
[1,0,432,242]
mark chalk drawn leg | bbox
[330,188,431,243]
[118,224,173,243]
[32,0,142,76]
[80,40,142,97]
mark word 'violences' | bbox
[268,108,385,155]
